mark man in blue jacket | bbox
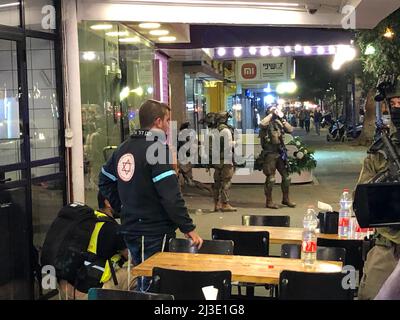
[99,99,203,292]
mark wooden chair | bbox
[212,228,270,298]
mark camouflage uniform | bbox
[357,143,400,300]
[357,79,400,299]
[210,113,237,212]
[259,112,296,209]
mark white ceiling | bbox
[78,0,399,29]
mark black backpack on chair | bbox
[41,203,100,286]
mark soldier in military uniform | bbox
[259,105,296,209]
[357,80,400,300]
[209,112,237,212]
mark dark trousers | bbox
[304,120,310,133]
[124,233,175,292]
[315,121,321,135]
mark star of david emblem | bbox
[117,153,135,182]
[122,159,131,175]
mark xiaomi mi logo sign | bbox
[241,63,257,79]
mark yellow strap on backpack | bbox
[100,254,122,284]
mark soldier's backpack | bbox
[41,203,103,285]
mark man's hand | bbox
[274,108,284,119]
[185,231,203,249]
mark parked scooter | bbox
[326,118,363,142]
[326,119,346,142]
[344,124,363,140]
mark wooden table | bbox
[131,252,343,285]
[221,225,362,244]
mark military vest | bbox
[259,120,283,153]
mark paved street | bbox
[183,127,368,247]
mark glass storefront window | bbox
[31,177,63,248]
[79,22,155,207]
[27,37,60,162]
[0,0,20,27]
[185,77,206,132]
[0,39,21,166]
[25,0,56,33]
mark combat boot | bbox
[282,191,296,208]
[266,198,279,209]
[221,202,237,212]
[214,200,222,212]
[265,190,279,209]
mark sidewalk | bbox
[183,128,368,244]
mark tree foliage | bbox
[354,9,400,145]
[356,9,400,91]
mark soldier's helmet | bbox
[203,112,218,128]
[387,77,400,99]
[216,112,230,124]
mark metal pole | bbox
[62,0,85,203]
[351,73,357,138]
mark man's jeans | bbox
[124,233,175,292]
[315,122,321,135]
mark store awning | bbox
[157,25,354,49]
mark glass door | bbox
[0,36,33,300]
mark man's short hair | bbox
[139,99,171,129]
[97,191,107,209]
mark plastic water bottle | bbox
[301,206,319,266]
[338,188,353,238]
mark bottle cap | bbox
[343,188,349,192]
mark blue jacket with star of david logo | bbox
[98,129,196,236]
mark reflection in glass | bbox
[0,39,21,166]
[32,177,63,248]
[24,0,55,33]
[27,38,60,161]
[0,0,20,27]
[79,22,155,207]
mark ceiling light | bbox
[119,37,140,43]
[149,29,170,36]
[120,87,130,100]
[0,2,19,9]
[272,48,281,57]
[158,36,177,42]
[303,46,312,55]
[138,22,161,29]
[130,0,299,7]
[82,51,96,61]
[249,47,257,55]
[284,46,292,53]
[233,47,243,57]
[217,48,226,57]
[317,46,325,55]
[131,87,144,96]
[260,46,270,56]
[90,24,113,30]
[105,31,129,37]
[328,45,336,54]
[286,82,297,94]
[295,44,302,52]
